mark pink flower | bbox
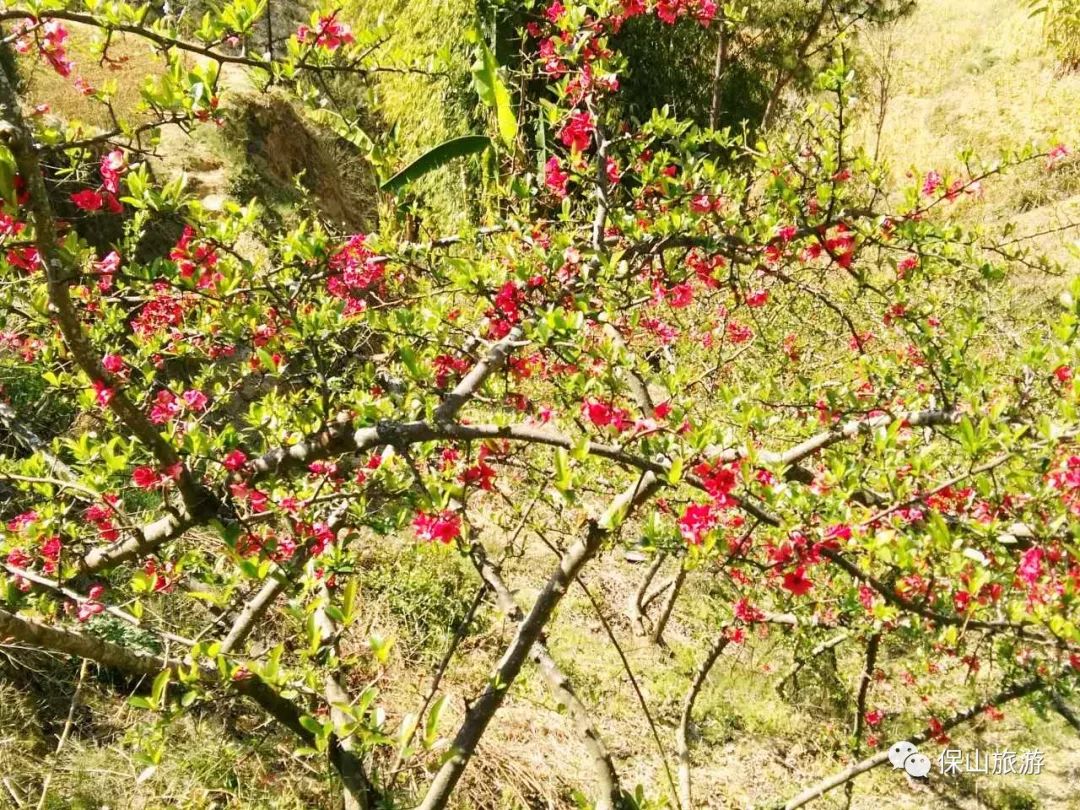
[149,390,180,424]
[6,512,38,532]
[678,503,716,545]
[1018,546,1044,586]
[99,149,126,194]
[77,601,104,622]
[559,110,594,152]
[182,389,208,412]
[102,354,125,374]
[922,170,943,196]
[545,156,570,198]
[1047,143,1070,169]
[545,1,566,23]
[413,510,462,544]
[695,0,718,25]
[865,709,885,727]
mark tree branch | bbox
[779,668,1063,809]
[416,473,660,810]
[472,545,624,810]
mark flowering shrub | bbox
[0,1,1076,808]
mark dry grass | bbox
[856,0,1080,263]
[19,24,167,129]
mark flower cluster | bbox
[297,15,354,51]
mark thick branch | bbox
[472,546,623,810]
[0,606,374,789]
[433,327,525,422]
[416,473,660,810]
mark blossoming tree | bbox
[0,0,1077,808]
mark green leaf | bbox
[471,40,517,147]
[424,694,446,749]
[380,136,492,192]
[667,456,684,485]
[554,448,572,491]
[305,108,375,153]
[151,669,171,708]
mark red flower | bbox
[92,380,114,407]
[545,156,570,197]
[131,466,162,489]
[690,194,712,214]
[678,503,716,545]
[583,398,613,427]
[559,110,594,152]
[733,597,764,623]
[865,709,885,727]
[665,282,694,308]
[746,289,769,308]
[71,189,104,212]
[297,15,354,50]
[782,566,813,596]
[223,450,248,472]
[413,510,462,544]
[927,716,949,743]
[462,462,497,491]
[605,157,621,184]
[102,354,125,375]
[822,523,851,543]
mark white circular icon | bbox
[888,740,918,769]
[904,752,932,778]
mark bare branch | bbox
[416,472,660,810]
[780,669,1064,809]
[472,545,623,810]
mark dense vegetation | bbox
[0,1,1078,809]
